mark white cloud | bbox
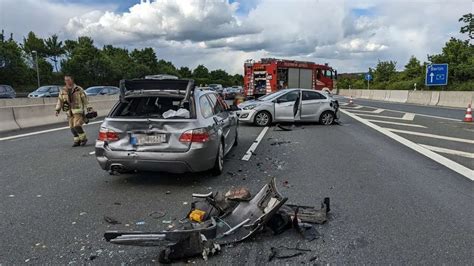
[66,0,258,43]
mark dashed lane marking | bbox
[89,151,96,155]
[385,128,474,144]
[241,126,269,161]
[419,144,474,159]
[366,119,427,128]
[0,121,103,142]
[341,109,473,181]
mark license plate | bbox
[131,134,166,145]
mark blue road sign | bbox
[425,64,448,86]
[365,73,372,81]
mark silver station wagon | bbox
[238,88,339,126]
[95,78,239,175]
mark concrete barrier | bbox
[0,96,119,133]
[407,91,432,105]
[0,98,44,107]
[372,90,387,101]
[387,90,408,103]
[438,91,473,108]
[384,90,391,101]
[336,89,472,108]
[360,90,370,99]
[429,91,440,106]
[0,107,20,132]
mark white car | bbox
[238,88,339,126]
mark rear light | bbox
[98,128,120,142]
[179,128,210,143]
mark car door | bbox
[274,90,300,121]
[50,86,60,97]
[301,90,327,121]
[207,93,234,153]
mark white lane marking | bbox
[366,119,427,128]
[385,128,474,144]
[419,144,474,159]
[0,121,103,142]
[353,104,459,121]
[341,109,473,180]
[342,105,364,109]
[347,108,385,114]
[89,151,96,155]
[241,126,269,161]
[350,113,415,121]
[402,113,415,120]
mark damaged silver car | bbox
[238,88,339,126]
[95,78,239,175]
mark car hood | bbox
[238,99,272,109]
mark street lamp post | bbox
[32,50,40,88]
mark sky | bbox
[0,0,471,74]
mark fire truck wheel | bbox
[254,111,272,127]
[319,111,335,125]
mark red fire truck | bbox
[243,58,337,97]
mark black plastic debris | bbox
[103,179,331,263]
[104,216,120,225]
[276,124,292,131]
[268,245,311,261]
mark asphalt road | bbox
[0,101,473,264]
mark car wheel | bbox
[319,111,335,125]
[211,141,224,176]
[254,111,272,127]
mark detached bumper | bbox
[95,141,217,173]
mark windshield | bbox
[258,89,292,101]
[85,87,103,93]
[36,86,51,92]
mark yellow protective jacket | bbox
[55,85,91,115]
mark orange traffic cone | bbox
[464,104,472,122]
[349,96,354,105]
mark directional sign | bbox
[365,73,372,81]
[425,64,448,86]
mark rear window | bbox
[111,96,195,119]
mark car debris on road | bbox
[103,178,331,263]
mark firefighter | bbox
[55,75,92,147]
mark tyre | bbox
[254,111,272,127]
[319,111,335,125]
[211,141,224,176]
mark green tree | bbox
[178,66,192,78]
[22,31,47,57]
[403,56,423,79]
[192,64,209,79]
[428,38,474,83]
[373,60,397,83]
[156,59,179,76]
[0,37,30,86]
[61,37,113,87]
[45,34,64,72]
[459,13,473,39]
[210,69,229,81]
[130,48,158,72]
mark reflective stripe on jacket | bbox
[55,85,91,114]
